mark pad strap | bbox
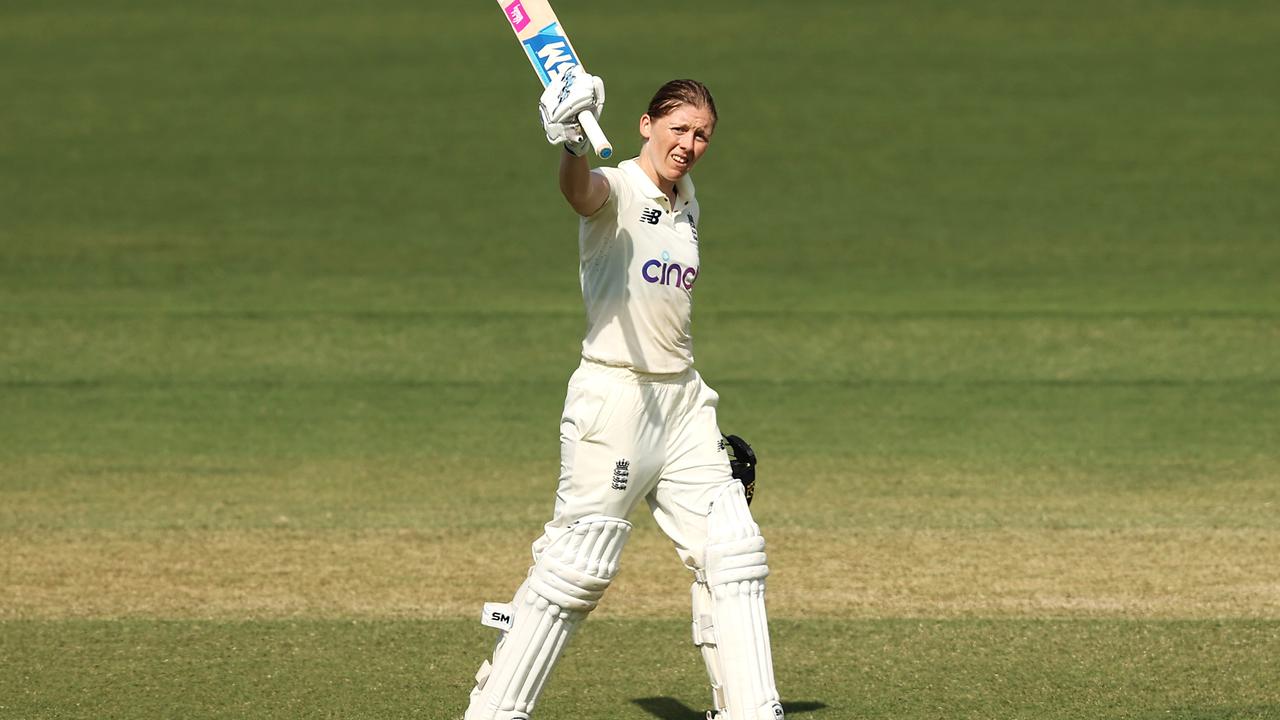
[691,580,729,714]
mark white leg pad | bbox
[703,483,783,720]
[465,516,631,720]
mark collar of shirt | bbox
[619,158,696,213]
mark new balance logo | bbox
[639,207,662,224]
[611,459,630,490]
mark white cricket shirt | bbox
[578,159,702,374]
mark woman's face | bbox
[640,103,715,184]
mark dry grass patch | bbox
[2,527,1277,620]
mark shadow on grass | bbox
[632,697,826,719]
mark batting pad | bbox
[465,515,632,720]
[702,483,784,720]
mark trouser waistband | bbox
[578,358,695,384]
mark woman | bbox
[465,73,784,720]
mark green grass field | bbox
[3,0,1279,718]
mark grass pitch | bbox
[2,0,1279,718]
[4,620,1278,719]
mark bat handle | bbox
[577,110,613,160]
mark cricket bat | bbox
[496,0,613,159]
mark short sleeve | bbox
[580,167,630,260]
[588,168,627,215]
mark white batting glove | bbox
[547,121,590,157]
[538,66,604,156]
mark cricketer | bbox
[463,72,785,720]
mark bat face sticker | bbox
[521,23,581,86]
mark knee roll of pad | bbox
[528,515,631,613]
[466,516,631,720]
[706,482,769,584]
[701,483,784,720]
[705,534,768,585]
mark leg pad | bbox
[466,516,631,720]
[700,483,784,720]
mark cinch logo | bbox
[521,23,580,85]
[504,0,530,32]
[642,250,698,291]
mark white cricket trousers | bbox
[532,359,738,570]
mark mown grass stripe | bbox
[2,618,1277,719]
[4,528,1277,621]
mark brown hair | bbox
[646,79,717,126]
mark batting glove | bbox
[538,66,604,155]
[547,121,590,157]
